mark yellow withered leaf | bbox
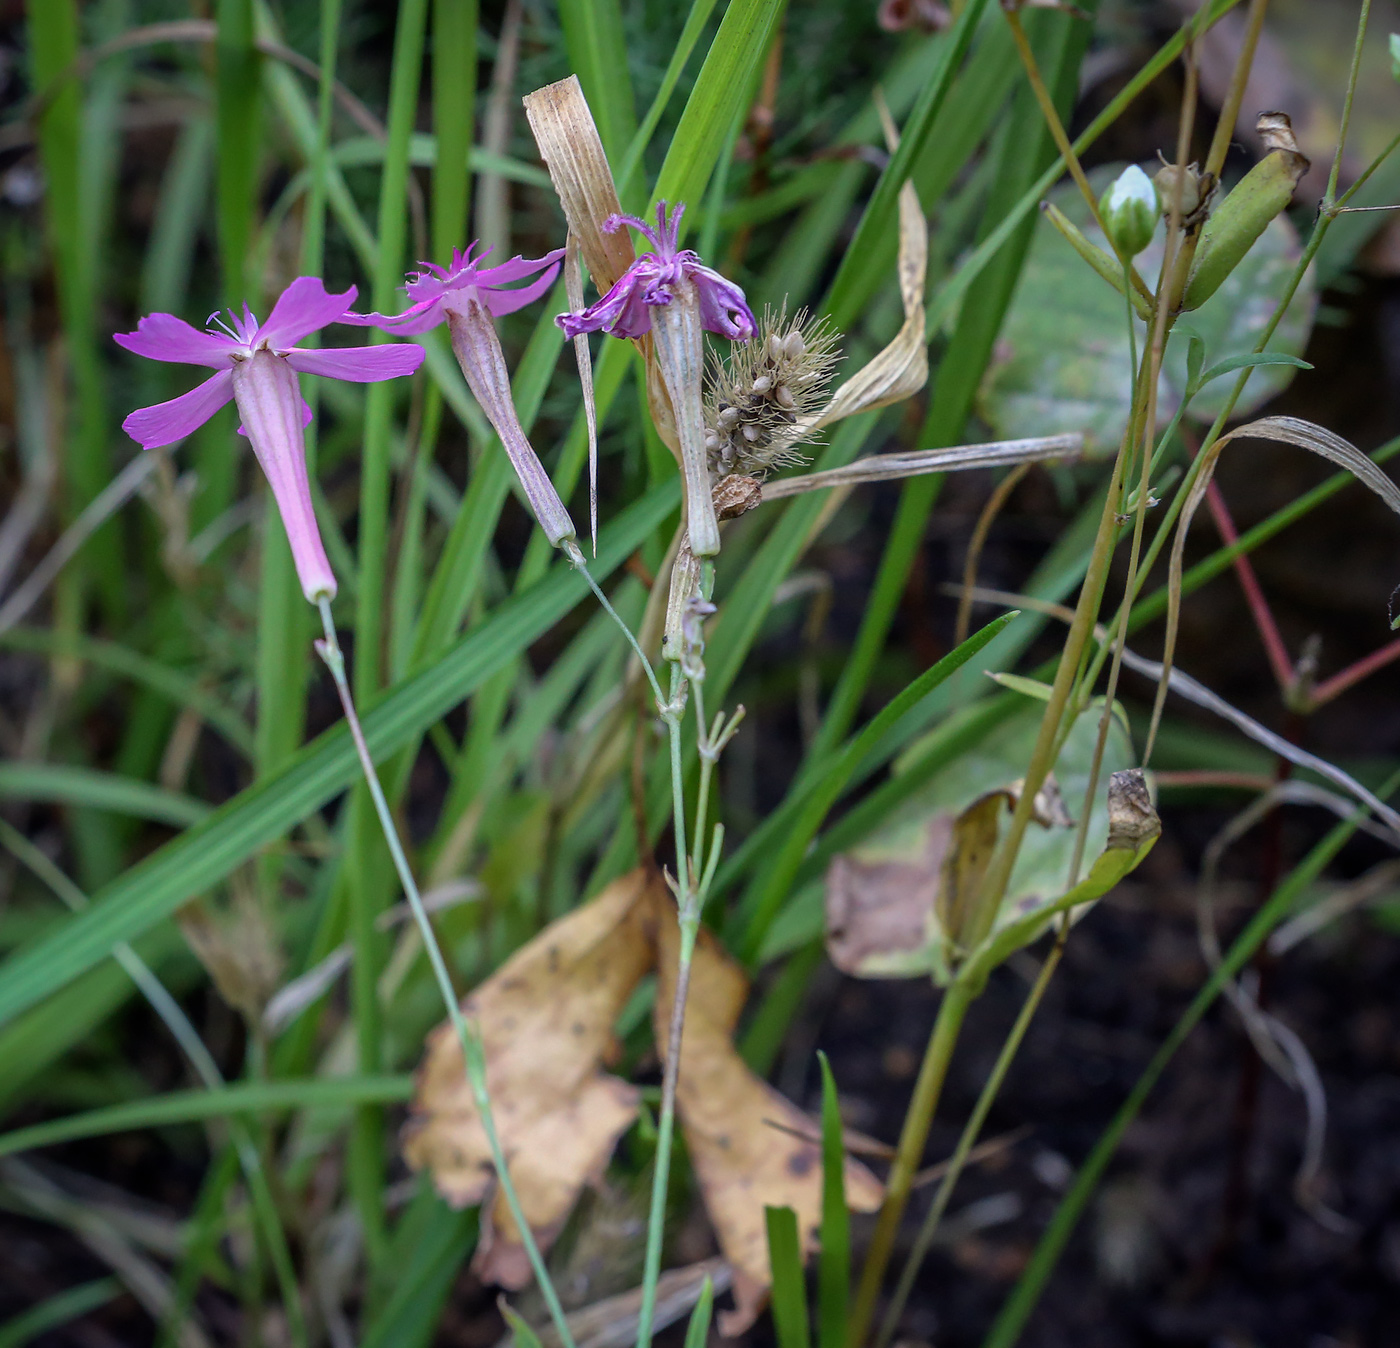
[651,891,883,1335]
[404,871,653,1286]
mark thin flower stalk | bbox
[115,277,424,601]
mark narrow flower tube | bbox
[346,244,576,546]
[115,277,424,602]
[556,202,754,559]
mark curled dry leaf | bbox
[651,892,883,1335]
[404,871,652,1287]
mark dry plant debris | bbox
[406,869,883,1329]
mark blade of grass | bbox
[817,1051,850,1348]
[653,0,789,214]
[558,0,637,164]
[0,764,209,829]
[765,1206,810,1348]
[0,1278,122,1348]
[0,1076,415,1157]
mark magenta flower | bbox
[349,244,579,550]
[556,202,755,343]
[115,277,423,602]
[345,242,564,335]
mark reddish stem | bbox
[1205,480,1294,694]
[1309,637,1400,707]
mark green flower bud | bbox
[1099,165,1159,258]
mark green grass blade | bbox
[730,610,1017,960]
[765,1205,811,1348]
[215,0,261,302]
[0,1278,122,1348]
[981,773,1400,1348]
[683,1276,715,1348]
[817,1052,849,1348]
[0,485,678,1031]
[361,1198,478,1348]
[0,1076,415,1157]
[654,0,788,213]
[0,764,209,828]
[559,0,637,164]
[822,0,991,330]
[432,0,477,260]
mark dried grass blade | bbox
[759,434,1081,501]
[523,76,634,294]
[1146,415,1400,758]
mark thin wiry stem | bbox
[876,930,1067,1348]
[1326,0,1372,205]
[313,597,577,1348]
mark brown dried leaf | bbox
[651,891,883,1335]
[523,77,634,295]
[404,871,653,1286]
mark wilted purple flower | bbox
[556,202,755,343]
[557,202,754,560]
[116,277,424,602]
[348,244,578,549]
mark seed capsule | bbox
[775,385,795,409]
[752,374,773,394]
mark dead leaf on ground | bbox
[651,890,883,1335]
[405,871,653,1286]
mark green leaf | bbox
[817,1052,849,1348]
[682,1276,715,1348]
[0,764,210,829]
[654,0,788,213]
[498,1302,546,1348]
[0,1076,414,1157]
[0,486,678,1032]
[764,1205,810,1348]
[0,1278,121,1348]
[1193,350,1313,391]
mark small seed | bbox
[719,406,741,428]
[782,331,806,359]
[768,333,785,362]
[752,374,773,394]
[775,385,795,409]
[704,430,720,450]
[742,422,761,443]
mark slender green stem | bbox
[847,979,976,1348]
[313,598,577,1348]
[876,934,1067,1348]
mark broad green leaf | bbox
[0,486,678,1032]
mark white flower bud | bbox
[1099,165,1159,258]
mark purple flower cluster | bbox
[116,201,753,599]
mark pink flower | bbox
[350,244,578,549]
[345,243,565,335]
[115,277,424,602]
[556,202,755,343]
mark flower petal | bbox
[557,268,656,340]
[122,369,236,448]
[340,300,444,336]
[114,314,238,369]
[259,277,357,350]
[482,259,563,317]
[690,263,756,341]
[284,343,426,382]
[478,246,566,286]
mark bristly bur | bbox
[558,202,756,559]
[704,307,841,480]
[115,277,424,602]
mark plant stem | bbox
[313,598,577,1348]
[847,979,976,1348]
[637,662,694,1348]
[876,934,1066,1348]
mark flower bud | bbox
[1099,165,1159,258]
